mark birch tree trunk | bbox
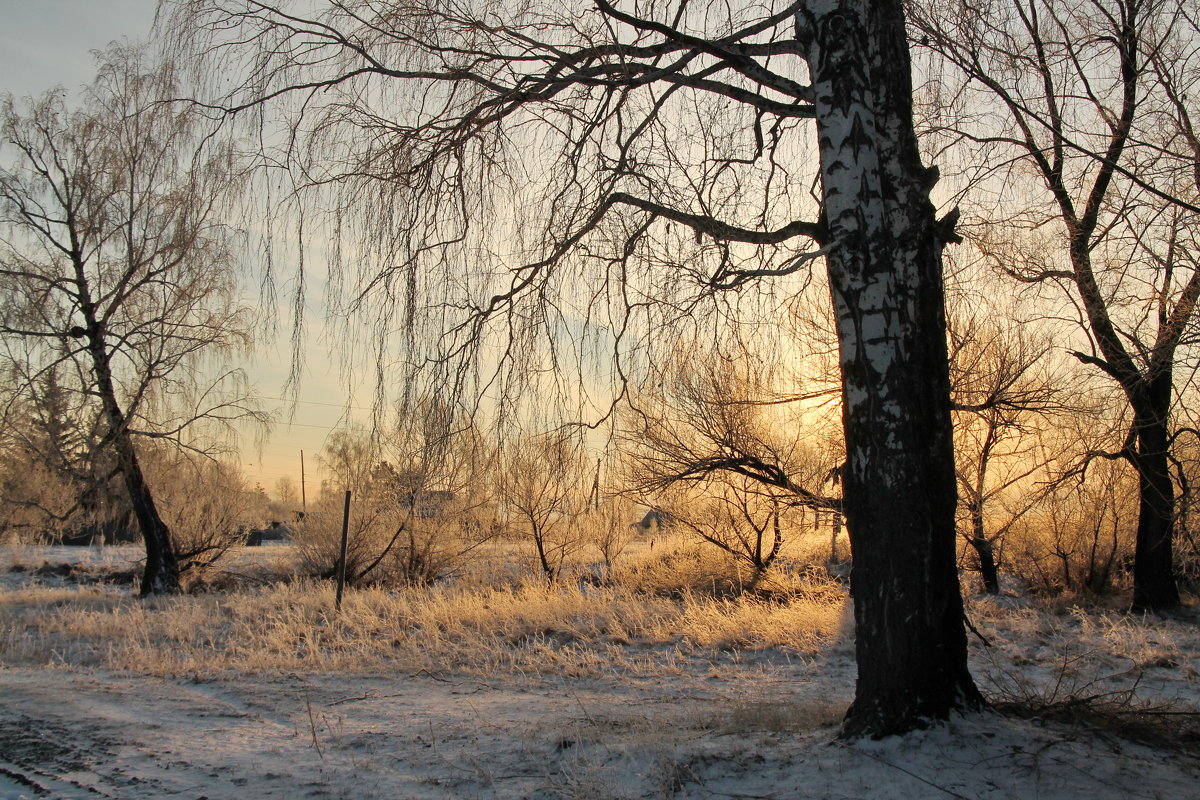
[800,0,985,737]
[78,315,181,597]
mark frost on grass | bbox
[2,549,1198,799]
[1,574,846,679]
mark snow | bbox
[2,549,1198,799]
[2,665,1195,799]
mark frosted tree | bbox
[166,0,983,736]
[0,46,258,594]
[914,0,1200,610]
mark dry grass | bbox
[984,642,1200,753]
[604,529,840,597]
[966,592,1200,675]
[0,531,850,681]
[960,590,1200,754]
[0,572,847,679]
[699,696,845,733]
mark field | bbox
[1,544,1199,800]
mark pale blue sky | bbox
[0,0,361,498]
[0,0,159,98]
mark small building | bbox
[245,520,293,546]
[634,509,674,532]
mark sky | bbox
[0,0,356,499]
[0,0,157,98]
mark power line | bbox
[263,420,343,431]
[257,395,375,412]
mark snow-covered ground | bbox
[1,546,1197,799]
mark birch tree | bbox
[166,0,984,736]
[0,46,257,595]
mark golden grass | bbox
[0,577,847,679]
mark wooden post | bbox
[831,512,840,565]
[335,489,351,611]
[300,450,307,518]
[590,458,601,509]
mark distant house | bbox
[634,509,674,532]
[245,520,293,546]
[55,517,139,546]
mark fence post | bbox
[335,489,351,611]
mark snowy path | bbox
[1,664,1197,799]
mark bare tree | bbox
[623,341,839,585]
[304,400,498,586]
[166,0,983,736]
[1011,419,1138,595]
[500,431,589,582]
[914,0,1200,611]
[624,342,842,514]
[0,46,259,594]
[274,475,298,506]
[948,307,1075,593]
[144,445,259,576]
[319,429,380,494]
[374,395,500,585]
[582,495,635,574]
[654,475,796,590]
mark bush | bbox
[293,492,498,586]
